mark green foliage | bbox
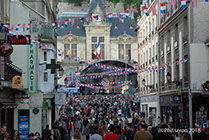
[64,0,87,6]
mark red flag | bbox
[85,17,90,24]
[172,0,176,10]
[192,0,197,7]
[116,12,121,21]
[71,19,75,27]
[100,15,104,21]
[151,5,156,15]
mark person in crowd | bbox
[48,129,56,140]
[53,125,61,140]
[124,123,134,140]
[134,123,153,140]
[103,125,119,140]
[115,126,125,140]
[72,130,81,140]
[182,132,191,140]
[42,125,50,140]
[154,122,174,140]
[151,127,158,140]
[61,130,68,140]
[34,132,41,140]
[11,130,19,140]
[29,133,35,140]
[89,127,103,140]
[0,124,10,140]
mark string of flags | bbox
[59,80,132,90]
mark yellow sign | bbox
[12,75,22,88]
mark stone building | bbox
[137,0,160,123]
[57,0,138,94]
[158,0,209,128]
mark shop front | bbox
[160,91,189,128]
[140,93,158,125]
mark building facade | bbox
[158,0,209,128]
[137,0,160,123]
[57,0,138,94]
[0,0,58,136]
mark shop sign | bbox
[8,35,31,45]
[28,43,36,93]
[12,75,22,88]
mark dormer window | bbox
[61,24,64,28]
[130,25,133,29]
[115,24,118,29]
[76,24,80,29]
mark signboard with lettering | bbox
[12,75,22,88]
[28,43,36,93]
[8,35,31,45]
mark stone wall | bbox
[58,0,125,13]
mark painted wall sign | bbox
[8,35,31,45]
[28,43,36,93]
[12,75,22,88]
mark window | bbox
[92,37,97,42]
[130,25,133,29]
[184,16,188,36]
[71,44,77,57]
[99,37,104,42]
[143,53,145,64]
[143,29,145,40]
[92,44,97,59]
[153,45,155,57]
[146,26,148,38]
[149,48,151,59]
[126,44,131,59]
[100,44,105,59]
[76,24,80,29]
[44,51,47,62]
[64,44,70,59]
[149,22,151,35]
[118,44,124,59]
[152,19,154,31]
[44,72,48,82]
[114,24,118,29]
[146,50,148,62]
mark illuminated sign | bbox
[8,35,31,45]
[28,43,36,93]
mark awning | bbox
[0,103,18,109]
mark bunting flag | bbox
[15,31,18,38]
[39,22,43,30]
[93,15,100,21]
[32,23,37,31]
[192,0,197,7]
[142,6,149,16]
[45,22,49,28]
[116,12,122,21]
[11,25,14,31]
[124,10,130,18]
[108,13,113,21]
[206,0,209,2]
[79,17,85,22]
[31,39,36,43]
[66,50,70,58]
[100,15,105,22]
[151,5,156,15]
[181,0,187,9]
[58,21,61,28]
[65,20,68,27]
[74,56,77,61]
[132,8,140,17]
[9,29,14,36]
[23,35,30,43]
[22,24,26,31]
[16,24,21,31]
[71,19,75,27]
[81,58,85,63]
[26,23,31,30]
[52,21,56,28]
[58,50,62,56]
[171,0,177,10]
[160,2,167,14]
[85,17,90,25]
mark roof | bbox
[57,17,86,37]
[109,17,137,38]
[88,0,105,16]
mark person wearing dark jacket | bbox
[124,123,135,140]
[42,125,50,140]
[155,122,174,140]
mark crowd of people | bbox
[1,94,209,140]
